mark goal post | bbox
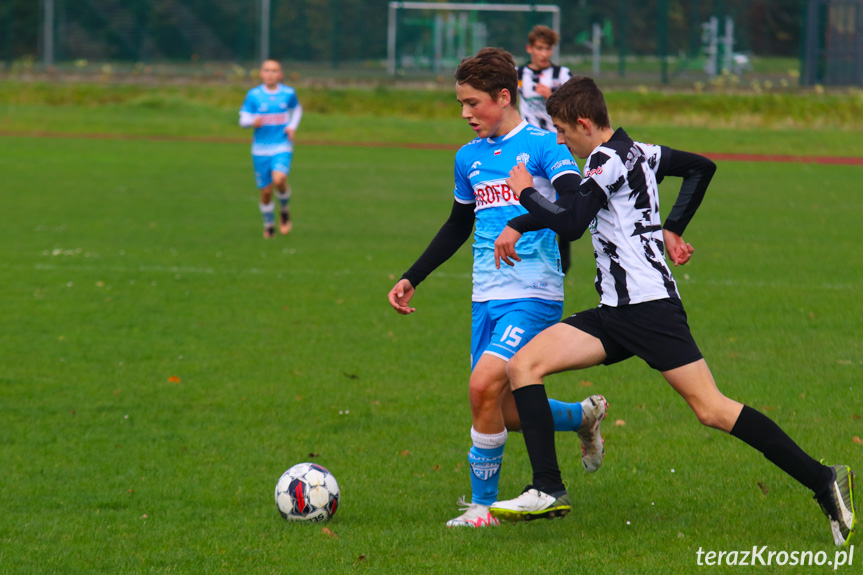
[387,1,561,75]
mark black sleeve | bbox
[401,200,475,288]
[657,146,716,236]
[518,176,605,241]
[506,172,583,233]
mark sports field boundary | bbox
[2,130,862,165]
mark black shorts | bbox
[561,298,703,372]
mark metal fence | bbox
[1,0,860,86]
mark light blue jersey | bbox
[454,120,580,302]
[239,84,301,156]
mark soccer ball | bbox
[274,463,340,522]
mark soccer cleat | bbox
[445,496,499,528]
[279,209,292,235]
[578,394,608,473]
[263,224,275,239]
[489,486,571,523]
[815,464,857,546]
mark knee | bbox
[691,400,738,432]
[468,374,505,408]
[505,353,536,389]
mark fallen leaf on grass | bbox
[308,452,320,458]
[579,380,593,387]
[401,450,411,457]
[853,436,863,445]
[757,481,769,495]
[168,375,181,383]
[321,527,338,538]
[615,419,626,426]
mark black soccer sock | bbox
[730,405,832,494]
[512,385,565,493]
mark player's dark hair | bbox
[528,25,559,47]
[455,47,517,102]
[546,76,611,129]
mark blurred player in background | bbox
[517,25,573,273]
[387,48,606,528]
[239,59,302,238]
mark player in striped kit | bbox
[239,60,302,238]
[517,25,574,274]
[489,76,857,547]
[517,25,571,132]
[387,49,607,528]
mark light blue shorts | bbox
[470,298,563,370]
[253,152,293,189]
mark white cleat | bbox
[490,486,571,523]
[446,496,500,528]
[578,394,608,473]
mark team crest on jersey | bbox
[471,161,482,170]
[516,152,530,165]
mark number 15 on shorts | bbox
[500,325,525,348]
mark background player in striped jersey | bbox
[489,76,857,546]
[517,25,574,274]
[387,49,607,528]
[239,59,302,238]
[517,25,571,132]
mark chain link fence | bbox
[1,0,860,86]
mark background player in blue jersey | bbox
[239,59,302,238]
[489,76,857,547]
[387,48,607,528]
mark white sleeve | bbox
[239,111,256,128]
[287,104,303,130]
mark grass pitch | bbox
[0,111,861,574]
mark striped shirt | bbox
[517,64,571,131]
[517,128,716,307]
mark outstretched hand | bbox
[494,226,523,269]
[663,229,694,267]
[387,278,417,315]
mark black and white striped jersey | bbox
[517,64,571,131]
[516,128,716,307]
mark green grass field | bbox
[1,90,861,574]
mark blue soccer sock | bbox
[259,202,275,227]
[276,188,291,211]
[469,427,507,506]
[547,398,584,432]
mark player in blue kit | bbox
[239,59,303,238]
[387,48,608,528]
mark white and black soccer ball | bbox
[274,463,340,522]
